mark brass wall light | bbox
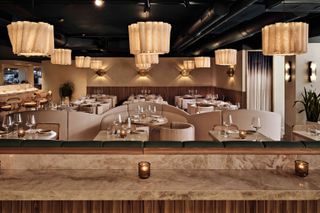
[136,63,151,76]
[308,61,317,82]
[95,69,107,76]
[226,65,235,77]
[285,61,292,82]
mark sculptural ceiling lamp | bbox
[136,63,151,76]
[181,60,195,77]
[75,56,91,68]
[135,54,159,65]
[90,60,106,76]
[262,22,308,56]
[51,49,72,65]
[215,49,237,77]
[194,57,211,68]
[7,21,54,57]
[128,21,171,55]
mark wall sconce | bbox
[180,69,192,77]
[285,61,292,82]
[226,65,235,77]
[308,61,317,82]
[95,69,107,76]
[137,69,149,76]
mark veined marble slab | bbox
[0,169,319,200]
[0,154,317,170]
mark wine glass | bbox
[251,117,261,132]
[2,115,13,134]
[13,113,22,131]
[26,114,36,132]
[251,116,262,141]
[223,114,233,137]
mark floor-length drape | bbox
[247,51,272,111]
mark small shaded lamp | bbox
[285,61,292,82]
[308,62,317,82]
[215,49,237,77]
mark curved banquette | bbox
[14,104,282,141]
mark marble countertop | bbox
[0,169,319,200]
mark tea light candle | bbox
[138,161,151,179]
[295,160,309,177]
[17,128,25,138]
[239,130,247,139]
[119,128,127,138]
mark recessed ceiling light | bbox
[94,0,104,7]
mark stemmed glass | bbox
[223,114,233,138]
[13,113,22,131]
[2,115,13,134]
[251,116,262,141]
[26,114,36,132]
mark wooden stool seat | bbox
[1,105,12,111]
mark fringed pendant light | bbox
[51,49,72,65]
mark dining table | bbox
[209,130,272,142]
[93,126,149,141]
[292,130,320,141]
[130,115,168,126]
[0,129,57,140]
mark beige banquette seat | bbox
[100,105,129,130]
[187,111,222,140]
[223,109,282,140]
[159,122,195,141]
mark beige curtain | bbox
[247,51,272,111]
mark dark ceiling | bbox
[0,0,320,61]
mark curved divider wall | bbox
[14,105,281,141]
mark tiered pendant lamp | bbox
[262,22,308,56]
[75,56,91,68]
[136,63,151,70]
[183,60,195,70]
[194,57,211,68]
[51,49,72,65]
[135,54,159,65]
[215,49,237,66]
[7,21,54,57]
[90,60,103,70]
[128,22,171,55]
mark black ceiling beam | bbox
[173,0,260,52]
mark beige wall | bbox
[41,61,88,103]
[87,57,214,87]
[212,51,244,92]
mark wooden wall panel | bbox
[87,86,246,108]
[0,200,319,213]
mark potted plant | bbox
[294,87,320,122]
[59,82,74,104]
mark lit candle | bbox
[295,160,309,177]
[138,161,151,179]
[48,90,52,96]
[17,128,25,138]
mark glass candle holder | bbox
[138,161,151,179]
[239,130,247,139]
[17,128,26,138]
[119,128,127,138]
[295,160,309,177]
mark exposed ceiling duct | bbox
[189,12,301,56]
[173,0,260,52]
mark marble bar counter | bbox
[0,169,319,201]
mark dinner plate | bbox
[37,129,51,134]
